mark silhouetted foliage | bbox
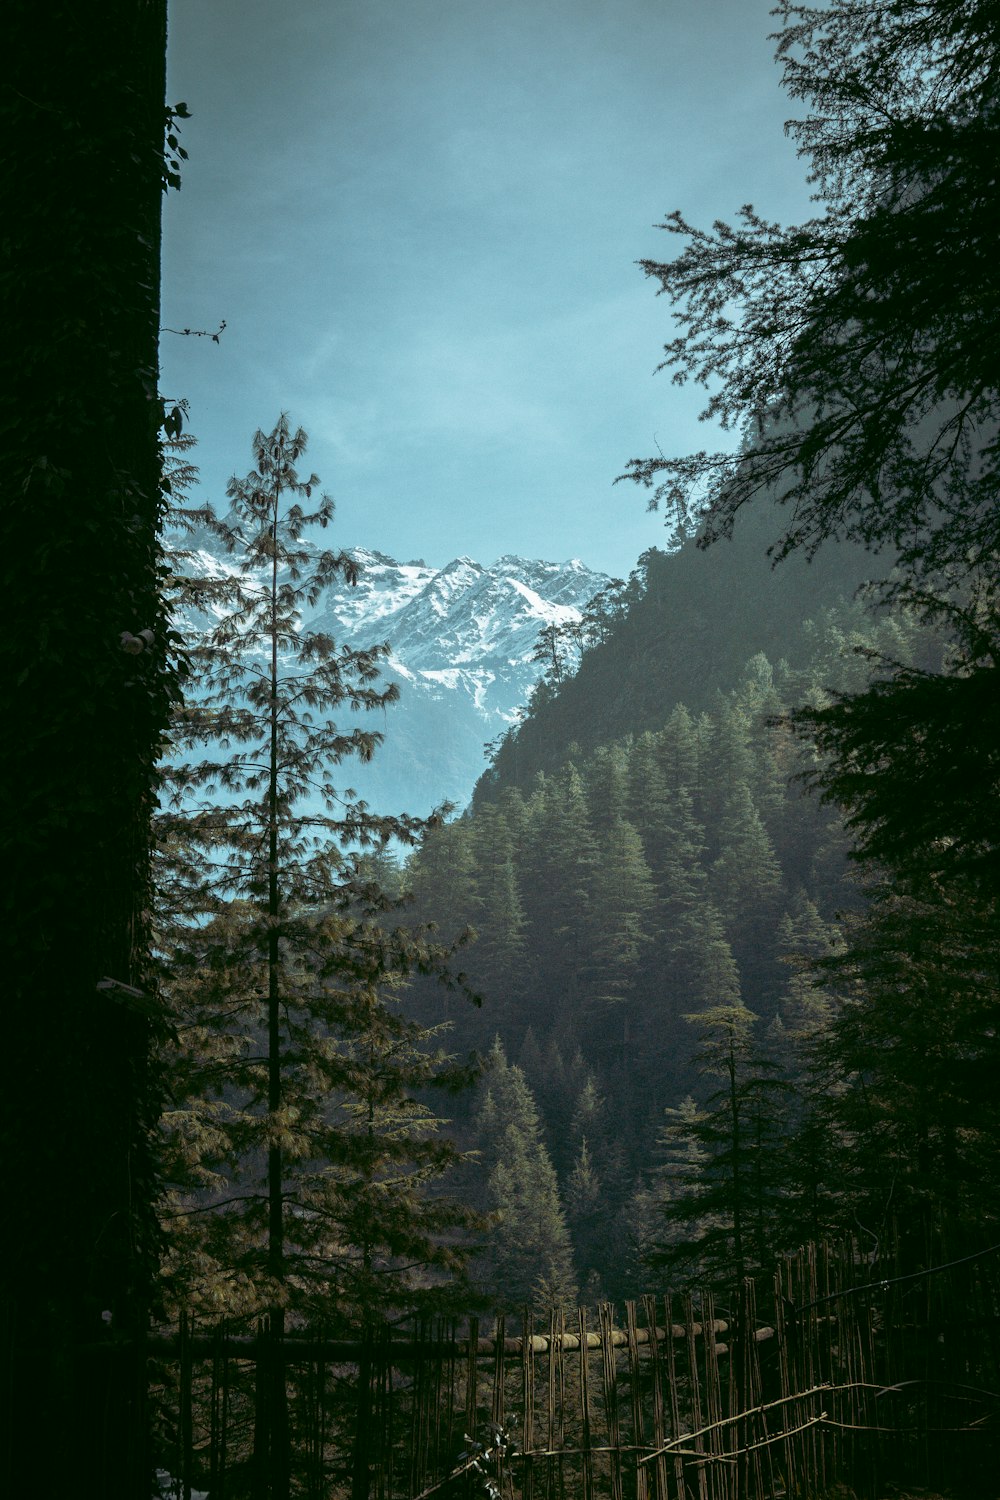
[2,7,182,1492]
[623,0,1000,589]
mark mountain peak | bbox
[172,536,610,814]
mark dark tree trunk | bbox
[1,4,171,1494]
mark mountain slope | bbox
[475,501,890,803]
[171,536,609,815]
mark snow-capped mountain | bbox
[309,548,609,811]
[172,537,609,815]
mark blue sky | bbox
[161,0,813,577]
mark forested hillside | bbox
[402,538,961,1304]
[475,499,886,796]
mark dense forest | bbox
[400,525,988,1304]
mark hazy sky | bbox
[161,0,812,576]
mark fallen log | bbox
[139,1319,778,1363]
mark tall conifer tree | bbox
[587,817,657,1078]
[650,1005,789,1285]
[159,419,477,1495]
[522,764,600,1023]
[474,1041,577,1310]
[586,743,631,835]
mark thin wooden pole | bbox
[834,1240,857,1488]
[418,1319,434,1493]
[521,1307,535,1500]
[443,1320,457,1500]
[407,1322,423,1498]
[465,1316,480,1466]
[554,1306,567,1500]
[641,1296,669,1500]
[853,1244,879,1495]
[544,1309,557,1500]
[578,1307,594,1500]
[492,1314,506,1497]
[741,1278,769,1500]
[599,1303,624,1500]
[664,1294,687,1500]
[208,1325,221,1500]
[684,1294,708,1500]
[219,1326,231,1500]
[430,1317,445,1488]
[380,1321,394,1500]
[625,1301,648,1500]
[701,1291,724,1500]
[773,1260,793,1500]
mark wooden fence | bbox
[150,1236,1000,1500]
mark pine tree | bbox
[565,1076,629,1300]
[623,0,1000,587]
[808,880,1000,1258]
[407,814,482,941]
[470,859,527,1037]
[731,655,789,829]
[474,1040,578,1310]
[158,418,477,1495]
[627,1095,709,1280]
[701,703,757,846]
[627,731,672,843]
[586,817,657,1079]
[586,742,631,835]
[709,782,785,1011]
[629,726,709,929]
[656,1096,711,1200]
[521,764,601,1025]
[517,1024,545,1087]
[466,804,528,1039]
[565,1140,606,1304]
[658,705,702,804]
[531,617,584,686]
[650,1005,790,1285]
[641,896,742,1107]
[796,591,1000,900]
[709,784,783,922]
[579,577,630,648]
[495,785,532,856]
[568,1074,621,1181]
[774,896,840,1055]
[533,1039,593,1179]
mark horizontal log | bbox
[138,1318,779,1364]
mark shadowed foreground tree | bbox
[1,5,180,1494]
[802,877,1000,1257]
[624,0,1000,585]
[622,0,1000,888]
[795,585,1000,897]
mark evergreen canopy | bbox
[623,0,1000,586]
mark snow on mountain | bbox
[312,550,602,671]
[171,537,609,816]
[310,548,610,814]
